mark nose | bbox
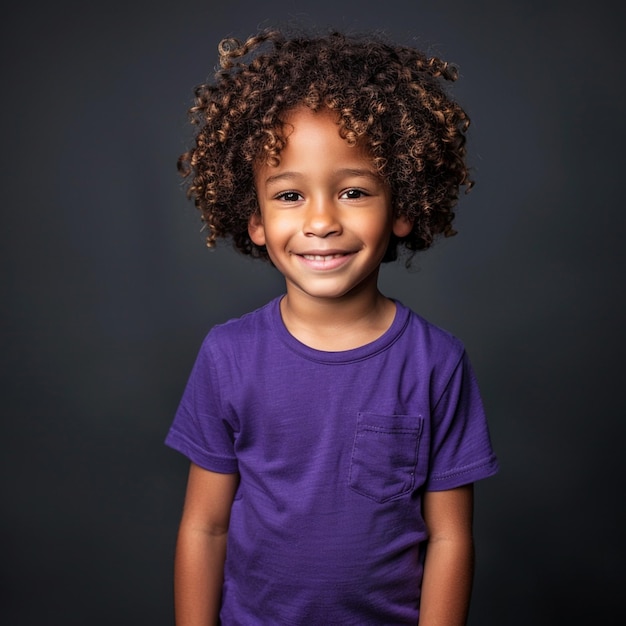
[303,197,342,238]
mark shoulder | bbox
[397,301,466,362]
[197,297,279,357]
[395,303,490,413]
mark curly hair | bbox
[178,28,472,262]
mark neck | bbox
[280,285,396,351]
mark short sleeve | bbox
[165,335,239,474]
[425,351,498,490]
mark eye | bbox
[276,191,303,202]
[340,188,369,200]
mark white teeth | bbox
[302,254,344,261]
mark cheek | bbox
[359,213,394,246]
[259,215,296,250]
[274,210,294,227]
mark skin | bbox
[174,106,475,625]
[249,106,412,351]
[174,464,238,626]
[419,485,475,626]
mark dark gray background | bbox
[2,1,624,624]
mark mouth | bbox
[300,253,347,261]
[295,251,355,271]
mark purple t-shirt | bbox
[166,297,498,624]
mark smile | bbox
[301,254,346,261]
[295,251,355,271]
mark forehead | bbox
[260,106,374,170]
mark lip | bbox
[294,250,356,271]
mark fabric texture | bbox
[166,296,498,624]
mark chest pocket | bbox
[348,412,423,503]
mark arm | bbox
[418,484,475,626]
[174,462,239,626]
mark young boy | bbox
[166,29,498,625]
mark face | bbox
[250,107,412,304]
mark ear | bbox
[248,211,266,246]
[392,214,413,238]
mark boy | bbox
[166,29,498,625]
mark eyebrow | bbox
[263,168,380,186]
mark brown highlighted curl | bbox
[178,28,472,262]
